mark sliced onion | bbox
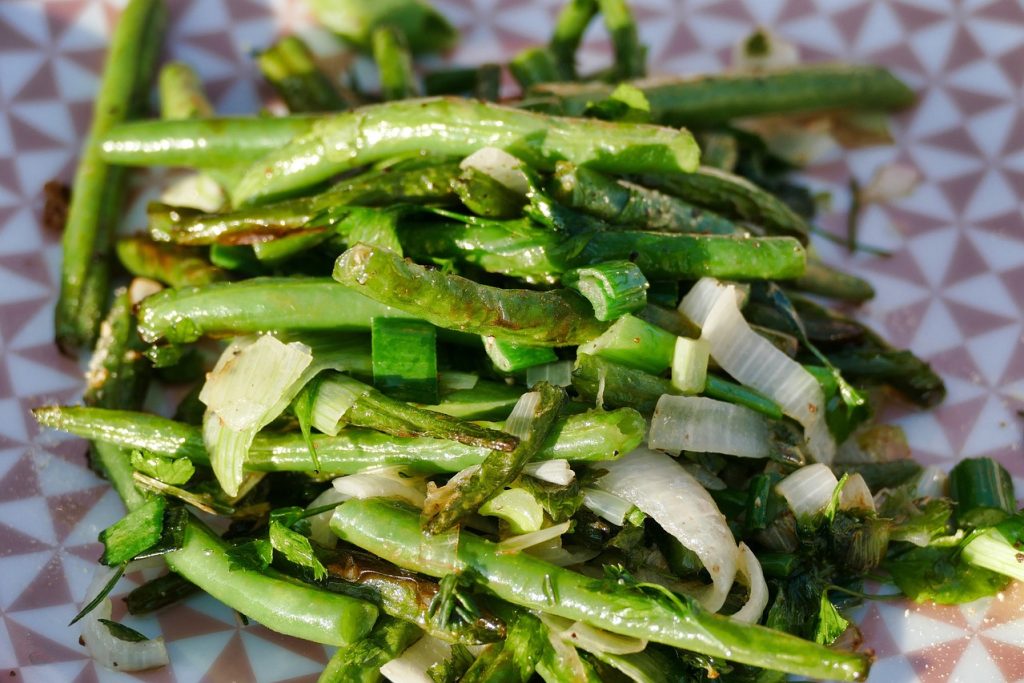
[306,487,348,548]
[597,448,737,612]
[80,569,168,672]
[678,277,732,327]
[649,395,771,459]
[128,277,163,304]
[561,620,648,655]
[839,472,875,513]
[496,521,571,555]
[460,147,530,194]
[200,335,314,496]
[776,464,838,520]
[684,278,835,463]
[333,470,426,508]
[159,172,225,212]
[526,360,573,388]
[915,465,948,499]
[582,488,635,526]
[380,634,443,683]
[730,543,768,624]
[523,459,575,485]
[861,162,921,205]
[504,390,541,439]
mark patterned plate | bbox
[2,1,1023,681]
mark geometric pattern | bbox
[1,0,1022,681]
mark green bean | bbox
[552,163,738,235]
[510,48,563,90]
[233,97,700,205]
[532,64,915,126]
[148,161,460,245]
[331,499,871,681]
[33,405,645,473]
[405,220,806,282]
[791,258,875,303]
[258,36,348,113]
[136,278,415,344]
[101,115,319,167]
[317,616,421,683]
[165,518,378,646]
[827,348,945,408]
[324,548,504,644]
[318,374,520,452]
[423,382,565,533]
[116,235,227,287]
[372,26,418,100]
[549,0,597,80]
[640,166,811,242]
[56,0,166,350]
[335,244,608,346]
[597,0,645,80]
[159,62,214,120]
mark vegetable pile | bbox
[37,0,1024,680]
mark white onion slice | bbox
[333,471,426,508]
[649,395,771,459]
[497,521,571,554]
[582,488,635,526]
[597,448,737,612]
[526,360,573,388]
[685,278,835,463]
[561,621,648,655]
[839,472,875,513]
[80,569,168,672]
[730,543,769,623]
[523,459,575,486]
[915,465,948,499]
[504,390,541,439]
[380,634,443,683]
[307,486,348,548]
[776,464,839,520]
[460,147,529,194]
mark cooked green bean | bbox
[56,0,166,350]
[233,97,700,205]
[532,64,915,125]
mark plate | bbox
[2,1,1023,681]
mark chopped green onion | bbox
[372,317,439,403]
[670,336,709,394]
[99,496,166,566]
[562,261,648,322]
[576,314,675,375]
[949,457,1016,528]
[483,336,558,373]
